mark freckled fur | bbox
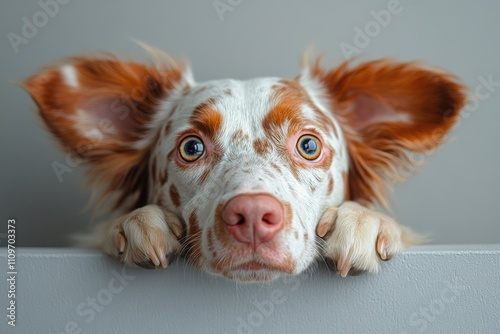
[26,49,465,281]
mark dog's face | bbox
[152,77,348,280]
[24,53,465,281]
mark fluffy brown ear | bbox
[311,59,467,206]
[23,55,190,210]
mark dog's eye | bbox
[296,135,322,161]
[179,136,205,162]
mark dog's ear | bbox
[310,59,466,206]
[23,55,191,210]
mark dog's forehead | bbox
[183,77,280,127]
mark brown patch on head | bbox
[264,80,303,136]
[253,138,272,155]
[263,80,338,181]
[169,184,181,208]
[190,98,223,140]
[265,79,337,137]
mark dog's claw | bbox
[377,236,387,260]
[147,249,161,267]
[339,260,351,278]
[117,233,126,255]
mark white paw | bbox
[317,201,420,277]
[100,205,183,269]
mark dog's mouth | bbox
[232,260,272,271]
[215,255,295,282]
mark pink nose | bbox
[222,194,284,247]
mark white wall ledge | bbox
[1,245,500,333]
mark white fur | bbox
[61,64,79,88]
[94,69,411,281]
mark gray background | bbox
[0,0,499,246]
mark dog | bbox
[23,49,466,282]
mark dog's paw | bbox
[99,205,183,269]
[316,201,420,277]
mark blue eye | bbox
[296,135,322,160]
[179,136,204,162]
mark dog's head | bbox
[24,52,465,281]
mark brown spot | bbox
[231,129,249,147]
[186,211,203,266]
[224,88,232,96]
[277,254,296,274]
[231,129,250,141]
[253,138,272,155]
[199,167,212,184]
[327,175,334,194]
[231,129,244,141]
[304,233,309,241]
[270,162,282,174]
[213,203,233,248]
[294,231,299,239]
[190,99,223,140]
[169,184,181,208]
